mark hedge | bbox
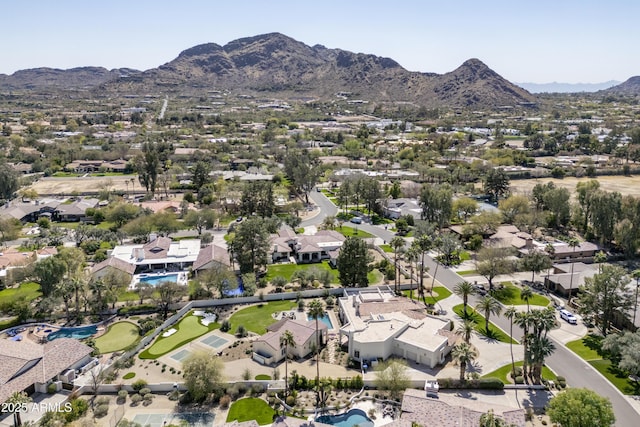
[119,304,157,315]
[437,378,504,390]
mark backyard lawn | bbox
[482,361,557,384]
[453,304,516,344]
[0,282,42,306]
[337,226,374,238]
[266,261,338,283]
[139,312,219,359]
[229,300,296,335]
[402,286,452,304]
[491,283,550,307]
[94,321,140,354]
[566,334,640,395]
[226,398,275,425]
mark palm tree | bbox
[633,269,640,326]
[475,295,502,333]
[529,335,555,384]
[390,236,406,294]
[504,306,518,378]
[307,299,325,404]
[404,246,419,300]
[520,287,533,312]
[456,319,475,344]
[594,250,607,273]
[413,235,432,307]
[479,409,508,427]
[280,330,295,397]
[6,391,31,426]
[453,281,476,318]
[322,215,337,230]
[567,238,580,304]
[514,311,533,380]
[451,342,478,381]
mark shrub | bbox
[131,379,148,392]
[94,403,109,418]
[47,383,57,394]
[437,378,504,390]
[511,366,523,378]
[220,395,231,409]
[117,390,128,403]
[285,395,296,407]
[251,383,266,396]
[143,393,153,403]
[119,304,157,315]
[65,398,89,422]
[130,394,142,406]
[515,376,525,384]
[139,388,151,396]
[237,325,247,337]
[96,396,110,406]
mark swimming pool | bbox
[140,273,179,286]
[316,409,374,427]
[47,325,97,341]
[307,312,334,329]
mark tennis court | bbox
[133,412,214,427]
[170,349,193,362]
[200,335,229,349]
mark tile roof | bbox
[259,318,327,352]
[91,256,136,275]
[193,244,230,270]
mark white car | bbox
[559,309,578,325]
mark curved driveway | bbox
[305,191,639,427]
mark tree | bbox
[155,281,186,319]
[453,281,476,317]
[456,319,475,344]
[374,359,410,400]
[404,246,419,299]
[322,215,337,230]
[280,330,295,397]
[361,176,382,215]
[337,237,370,287]
[106,203,141,228]
[6,391,32,427]
[498,195,530,224]
[182,351,225,402]
[577,264,634,336]
[484,169,510,204]
[283,150,321,204]
[520,249,552,285]
[0,160,19,201]
[389,236,406,294]
[198,263,236,298]
[419,184,452,228]
[528,335,555,384]
[192,161,211,189]
[504,306,517,379]
[135,281,154,304]
[479,409,510,427]
[476,295,502,332]
[134,142,161,197]
[240,181,275,218]
[184,209,218,235]
[34,256,67,297]
[308,299,325,405]
[228,217,271,274]
[451,342,478,381]
[476,246,514,291]
[520,287,533,312]
[547,388,615,427]
[590,190,622,245]
[452,197,478,223]
[542,187,571,229]
[0,217,22,246]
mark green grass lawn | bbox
[457,270,477,276]
[402,286,452,304]
[337,226,374,238]
[566,334,604,360]
[491,283,550,307]
[0,317,18,331]
[94,321,140,354]
[368,269,383,285]
[459,251,471,261]
[139,312,220,359]
[453,304,516,344]
[0,282,42,305]
[482,360,557,384]
[229,300,296,335]
[266,261,338,283]
[226,398,275,425]
[379,244,394,253]
[255,374,271,380]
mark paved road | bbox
[302,190,338,228]
[306,191,639,426]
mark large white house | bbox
[270,226,345,264]
[108,235,202,274]
[338,288,455,369]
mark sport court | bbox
[170,349,193,363]
[132,412,214,427]
[200,334,229,349]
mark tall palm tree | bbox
[413,235,432,307]
[456,319,475,344]
[567,238,580,304]
[504,306,518,378]
[307,299,325,404]
[475,295,502,333]
[404,246,419,300]
[528,335,555,384]
[390,236,406,294]
[280,330,295,397]
[514,311,533,380]
[451,342,478,381]
[520,287,533,312]
[453,281,476,317]
[479,409,508,427]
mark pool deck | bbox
[130,271,189,289]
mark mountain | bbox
[0,67,139,90]
[600,76,640,97]
[1,33,537,109]
[517,81,620,93]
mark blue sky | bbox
[2,0,638,83]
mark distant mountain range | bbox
[0,33,638,108]
[516,81,621,93]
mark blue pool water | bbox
[307,312,334,329]
[317,409,374,427]
[47,325,97,341]
[140,273,179,286]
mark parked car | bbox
[350,217,362,224]
[559,309,577,325]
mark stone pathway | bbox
[326,335,338,364]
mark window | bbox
[354,350,360,358]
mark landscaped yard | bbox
[0,282,42,306]
[482,361,557,384]
[226,398,275,425]
[402,286,452,305]
[337,226,374,238]
[379,244,394,253]
[566,334,640,395]
[139,312,219,359]
[266,261,338,283]
[228,300,296,335]
[491,283,550,307]
[94,321,140,354]
[453,304,516,344]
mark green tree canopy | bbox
[547,388,615,427]
[337,237,371,287]
[182,351,225,402]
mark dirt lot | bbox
[29,175,139,195]
[510,175,640,198]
